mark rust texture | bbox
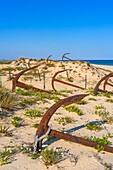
[12,62,51,93]
[62,53,72,61]
[52,69,85,91]
[94,73,113,95]
[35,93,113,153]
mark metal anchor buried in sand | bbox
[62,53,72,61]
[12,61,51,93]
[94,72,113,95]
[52,69,85,91]
[34,94,113,154]
[33,93,113,154]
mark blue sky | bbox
[0,0,113,60]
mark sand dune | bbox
[0,58,113,170]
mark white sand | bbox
[0,59,113,170]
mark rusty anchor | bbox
[62,53,72,61]
[51,69,85,91]
[12,62,51,93]
[34,93,113,154]
[46,55,52,62]
[94,72,113,95]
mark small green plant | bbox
[103,92,111,98]
[18,145,40,159]
[0,87,16,110]
[106,132,113,138]
[15,88,36,96]
[92,136,111,145]
[96,145,105,152]
[53,96,60,102]
[46,135,53,141]
[106,99,113,103]
[0,125,9,134]
[65,105,83,116]
[86,89,94,95]
[41,148,62,166]
[86,123,102,131]
[88,97,96,101]
[46,63,55,67]
[77,100,87,105]
[12,116,22,127]
[19,98,36,107]
[0,125,12,136]
[33,123,39,128]
[35,92,53,101]
[106,116,113,124]
[0,61,11,64]
[95,109,109,119]
[67,77,74,82]
[60,90,73,94]
[23,109,42,118]
[57,116,74,125]
[95,105,105,109]
[50,90,67,97]
[0,148,15,165]
[82,135,111,152]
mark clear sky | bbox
[0,0,113,60]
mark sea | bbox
[60,60,113,66]
[83,60,113,66]
[0,59,113,66]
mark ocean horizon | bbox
[0,59,113,66]
[58,60,113,66]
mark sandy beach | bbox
[0,58,113,170]
[92,64,113,72]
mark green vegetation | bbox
[53,96,60,102]
[41,148,62,166]
[50,90,67,97]
[106,116,113,124]
[18,146,62,166]
[18,145,40,159]
[0,148,15,165]
[0,125,12,136]
[15,88,36,96]
[57,116,74,125]
[88,97,96,101]
[82,135,112,152]
[65,105,83,116]
[19,98,37,107]
[86,89,94,95]
[95,107,113,124]
[95,105,105,109]
[23,109,42,118]
[33,123,39,128]
[0,87,16,110]
[77,99,87,105]
[92,136,111,145]
[0,61,11,64]
[60,89,73,94]
[16,66,25,71]
[67,77,74,82]
[86,123,102,131]
[0,125,9,134]
[95,109,109,119]
[35,92,53,101]
[96,145,105,152]
[46,63,55,67]
[106,98,113,103]
[103,92,111,98]
[12,116,22,127]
